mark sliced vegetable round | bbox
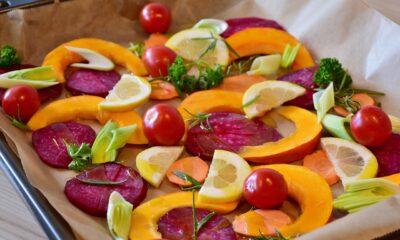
[139,3,172,33]
[350,105,392,147]
[157,207,236,240]
[32,121,96,168]
[2,85,40,122]
[142,46,177,77]
[64,163,147,217]
[143,104,185,146]
[243,168,288,209]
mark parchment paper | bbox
[1,0,400,239]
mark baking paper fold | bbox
[1,0,400,239]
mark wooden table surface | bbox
[0,169,46,240]
[0,1,398,240]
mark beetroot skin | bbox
[32,122,96,168]
[158,207,237,240]
[66,69,120,97]
[278,66,318,109]
[371,134,400,177]
[221,17,285,38]
[185,112,282,160]
[64,163,147,217]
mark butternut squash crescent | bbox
[129,192,239,240]
[226,28,315,70]
[42,38,147,83]
[27,96,147,144]
[250,164,333,237]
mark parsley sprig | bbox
[314,58,384,113]
[66,142,92,171]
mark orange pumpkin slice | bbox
[240,106,322,163]
[129,191,239,240]
[27,96,147,144]
[42,38,147,83]
[226,28,315,70]
[178,90,243,122]
[251,164,333,237]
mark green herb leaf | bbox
[78,179,127,185]
[314,58,352,91]
[191,190,215,240]
[128,42,145,57]
[6,115,30,130]
[184,108,213,132]
[0,45,21,68]
[198,38,217,59]
[222,38,240,58]
[66,142,92,172]
[242,95,260,109]
[250,229,288,240]
[173,171,202,190]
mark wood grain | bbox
[0,170,46,240]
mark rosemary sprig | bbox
[173,171,202,191]
[78,179,127,185]
[242,95,261,109]
[184,108,213,132]
[250,229,288,240]
[6,115,30,130]
[192,32,240,59]
[191,190,215,240]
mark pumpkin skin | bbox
[129,192,239,240]
[42,38,147,83]
[226,27,315,70]
[27,96,147,144]
[178,90,321,164]
[243,164,333,237]
[240,106,322,164]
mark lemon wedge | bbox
[99,74,151,112]
[199,150,251,203]
[320,137,378,187]
[165,28,229,67]
[243,80,306,119]
[136,146,184,188]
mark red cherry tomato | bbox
[142,46,177,77]
[243,169,288,209]
[350,105,392,147]
[143,104,185,146]
[2,85,40,122]
[139,3,172,33]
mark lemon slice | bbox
[136,146,184,188]
[199,150,252,203]
[99,74,151,112]
[243,80,306,119]
[165,28,229,67]
[320,137,378,187]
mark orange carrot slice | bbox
[144,34,169,48]
[233,209,292,237]
[334,93,375,117]
[215,74,266,93]
[303,150,339,185]
[149,80,179,100]
[166,157,209,187]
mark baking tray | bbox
[1,1,400,240]
[0,133,75,240]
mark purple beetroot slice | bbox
[158,207,237,240]
[66,69,120,97]
[64,163,147,217]
[185,112,282,160]
[278,66,318,110]
[32,122,96,168]
[371,134,400,177]
[221,17,285,38]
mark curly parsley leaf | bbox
[66,142,92,171]
[0,45,21,68]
